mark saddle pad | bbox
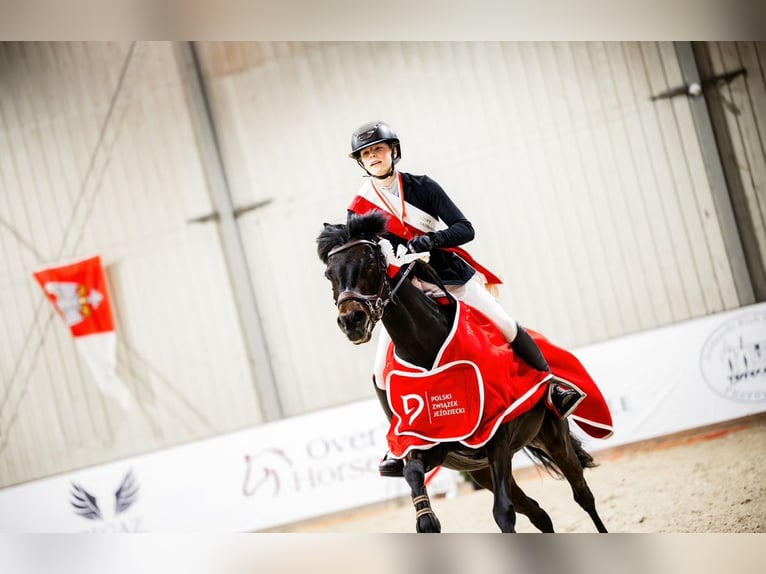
[387,360,484,443]
[382,302,614,458]
[384,302,550,458]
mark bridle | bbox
[326,238,416,324]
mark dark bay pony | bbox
[317,211,607,533]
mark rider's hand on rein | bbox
[408,234,434,253]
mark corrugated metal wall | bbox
[0,42,262,487]
[1,41,761,488]
[196,41,745,416]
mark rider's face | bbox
[359,143,394,177]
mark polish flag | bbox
[33,255,134,409]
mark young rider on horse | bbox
[347,120,586,478]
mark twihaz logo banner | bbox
[701,310,766,403]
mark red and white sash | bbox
[348,177,503,285]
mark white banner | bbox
[0,400,462,533]
[1,303,764,532]
[574,302,766,451]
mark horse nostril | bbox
[338,312,354,329]
[352,310,366,324]
[338,309,367,330]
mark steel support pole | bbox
[675,41,755,306]
[176,42,283,421]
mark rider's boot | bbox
[510,324,586,419]
[546,382,586,419]
[374,378,405,478]
[378,451,405,477]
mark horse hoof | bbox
[415,515,441,533]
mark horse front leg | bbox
[403,454,441,533]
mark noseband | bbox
[326,238,415,323]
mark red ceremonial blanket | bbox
[384,302,613,458]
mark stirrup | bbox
[546,378,586,419]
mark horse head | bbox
[317,211,391,344]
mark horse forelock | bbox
[347,210,389,240]
[317,223,349,264]
[317,211,390,264]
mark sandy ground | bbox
[277,415,766,533]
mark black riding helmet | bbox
[349,120,401,178]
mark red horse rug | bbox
[384,301,613,458]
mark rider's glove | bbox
[407,234,435,253]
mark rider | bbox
[347,120,586,477]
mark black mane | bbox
[316,211,389,263]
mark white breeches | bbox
[372,273,519,390]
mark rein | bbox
[327,238,417,322]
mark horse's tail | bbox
[571,432,598,470]
[524,432,598,479]
[523,446,563,478]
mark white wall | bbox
[0,42,263,488]
[0,41,760,489]
[198,41,745,415]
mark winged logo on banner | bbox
[114,469,139,514]
[69,470,140,521]
[70,482,102,520]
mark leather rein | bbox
[326,238,416,323]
